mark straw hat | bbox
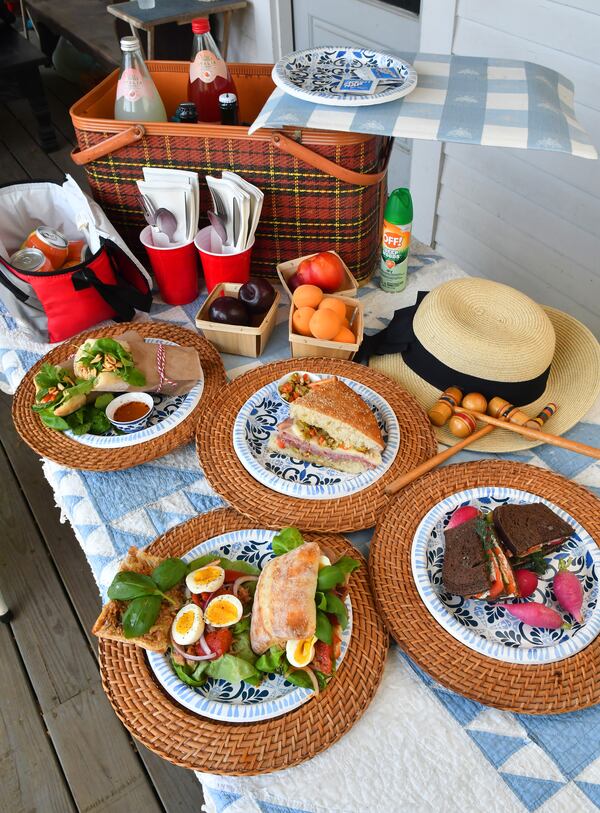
[369,278,600,452]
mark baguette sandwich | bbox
[268,376,385,474]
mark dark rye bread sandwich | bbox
[442,517,519,600]
[492,503,574,558]
[268,376,385,474]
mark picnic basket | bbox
[69,62,391,284]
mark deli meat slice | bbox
[274,420,377,469]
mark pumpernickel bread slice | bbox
[442,518,491,597]
[492,503,574,557]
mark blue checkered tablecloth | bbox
[1,242,599,813]
[250,53,597,160]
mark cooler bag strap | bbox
[71,125,146,166]
[270,132,387,187]
[71,242,152,322]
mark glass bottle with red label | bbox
[114,36,167,122]
[188,18,237,122]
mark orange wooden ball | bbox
[449,412,477,438]
[461,392,488,413]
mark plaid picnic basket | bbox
[70,62,391,284]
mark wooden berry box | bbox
[195,283,281,357]
[276,251,359,302]
[288,294,364,361]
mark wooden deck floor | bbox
[0,65,204,813]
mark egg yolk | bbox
[293,638,314,663]
[191,565,222,589]
[205,598,238,625]
[175,610,196,635]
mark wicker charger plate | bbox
[370,460,600,714]
[98,508,389,774]
[196,359,437,531]
[12,321,225,471]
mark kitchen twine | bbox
[155,343,177,393]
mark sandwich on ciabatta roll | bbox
[268,377,385,474]
[442,516,519,600]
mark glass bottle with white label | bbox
[114,36,167,122]
[188,18,237,122]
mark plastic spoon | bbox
[208,210,227,243]
[156,208,177,243]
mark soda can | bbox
[22,227,69,269]
[10,248,53,273]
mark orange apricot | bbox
[292,284,324,310]
[332,326,356,344]
[318,297,346,320]
[292,306,316,336]
[309,308,342,341]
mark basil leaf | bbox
[122,594,161,638]
[170,658,209,687]
[94,392,114,410]
[38,411,70,431]
[325,591,348,629]
[316,609,333,644]
[70,421,92,436]
[89,409,111,435]
[151,557,187,592]
[122,367,146,386]
[107,571,161,601]
[272,527,304,557]
[317,556,360,591]
[255,646,285,674]
[315,591,327,611]
[186,553,219,572]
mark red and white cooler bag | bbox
[0,176,152,343]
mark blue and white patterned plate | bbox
[272,47,418,107]
[411,487,600,665]
[64,339,204,448]
[147,529,353,722]
[232,375,400,500]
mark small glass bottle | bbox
[114,36,167,122]
[188,18,237,123]
[219,92,238,125]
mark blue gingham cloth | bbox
[250,53,597,159]
[1,242,599,813]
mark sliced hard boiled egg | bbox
[204,594,243,628]
[286,635,318,668]
[171,603,205,646]
[186,564,225,594]
[319,555,331,570]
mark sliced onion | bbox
[201,591,214,610]
[197,632,213,657]
[288,666,320,696]
[171,637,216,662]
[233,575,259,597]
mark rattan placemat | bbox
[98,508,389,774]
[370,460,600,714]
[12,322,224,471]
[196,359,437,531]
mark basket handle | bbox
[71,125,146,166]
[270,132,387,187]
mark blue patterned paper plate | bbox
[272,46,418,107]
[147,529,353,722]
[411,487,600,665]
[232,375,400,500]
[64,339,204,448]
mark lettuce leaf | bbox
[255,646,285,674]
[206,653,261,685]
[272,527,304,557]
[186,555,259,575]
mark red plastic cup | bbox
[140,226,199,305]
[194,226,254,293]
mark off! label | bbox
[382,220,410,261]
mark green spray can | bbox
[380,187,413,292]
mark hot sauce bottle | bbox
[188,18,237,123]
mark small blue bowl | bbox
[105,392,154,433]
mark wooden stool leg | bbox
[221,10,231,60]
[17,66,59,152]
[147,26,155,60]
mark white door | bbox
[292,0,421,190]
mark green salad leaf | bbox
[152,558,187,592]
[272,527,304,557]
[122,594,161,638]
[255,646,285,674]
[78,338,146,386]
[38,410,70,430]
[170,658,211,687]
[185,554,259,575]
[317,556,360,591]
[324,591,348,629]
[316,609,333,644]
[315,591,328,611]
[205,654,261,685]
[107,571,172,603]
[94,392,114,410]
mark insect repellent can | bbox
[380,188,413,292]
